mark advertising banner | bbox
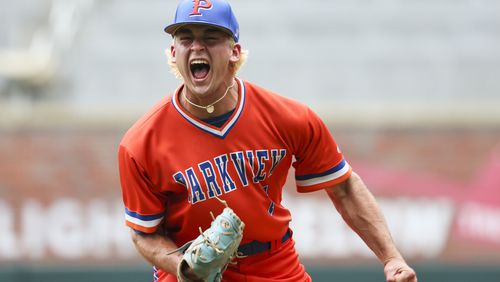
[1,127,499,265]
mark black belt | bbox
[237,229,292,256]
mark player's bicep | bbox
[325,172,368,205]
[325,174,352,201]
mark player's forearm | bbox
[326,172,403,263]
[130,229,182,275]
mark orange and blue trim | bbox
[296,159,352,192]
[125,208,164,233]
[172,78,246,139]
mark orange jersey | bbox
[118,78,351,280]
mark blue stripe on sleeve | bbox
[125,208,164,221]
[295,159,346,181]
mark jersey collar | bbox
[172,78,246,139]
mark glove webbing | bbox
[166,195,237,258]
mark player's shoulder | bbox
[243,80,312,120]
[120,93,174,150]
[243,80,303,105]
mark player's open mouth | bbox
[190,59,210,80]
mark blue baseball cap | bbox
[164,0,240,42]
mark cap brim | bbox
[164,23,184,35]
[164,22,235,40]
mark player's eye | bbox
[204,36,222,45]
[176,34,193,43]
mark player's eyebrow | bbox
[204,28,224,34]
[174,27,193,36]
[204,28,231,37]
[175,27,228,37]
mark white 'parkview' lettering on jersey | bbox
[173,149,287,204]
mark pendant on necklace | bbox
[206,105,215,113]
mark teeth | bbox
[191,59,209,65]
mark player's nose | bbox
[190,38,205,52]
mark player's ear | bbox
[229,43,241,64]
[170,45,176,63]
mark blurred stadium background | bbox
[1,0,500,281]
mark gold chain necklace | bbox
[182,81,236,113]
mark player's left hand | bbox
[177,207,244,282]
[384,258,418,282]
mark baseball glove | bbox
[177,207,245,282]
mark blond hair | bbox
[166,38,248,80]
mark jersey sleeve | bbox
[292,107,352,193]
[118,145,167,233]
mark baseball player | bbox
[118,0,418,281]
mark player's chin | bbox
[189,74,212,90]
[191,76,210,85]
[189,80,213,96]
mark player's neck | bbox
[181,80,239,119]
